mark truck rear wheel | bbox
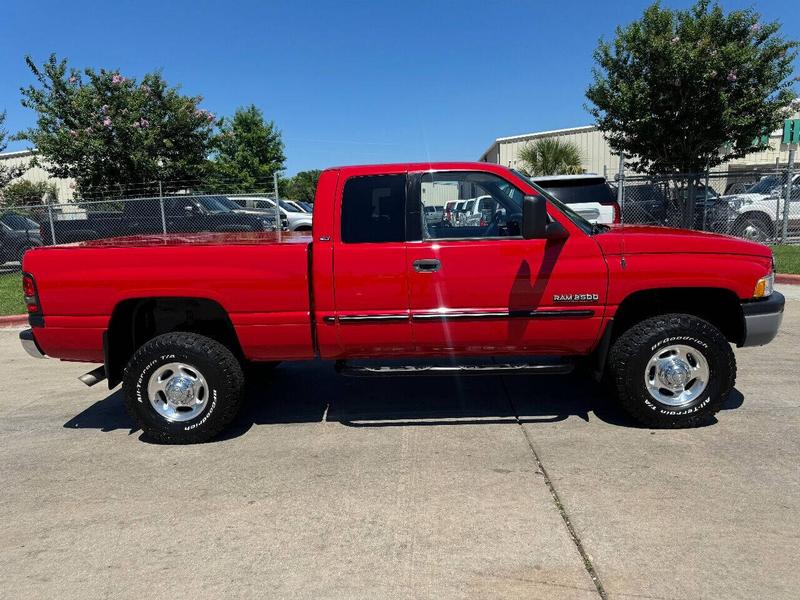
[608,314,736,428]
[122,332,244,444]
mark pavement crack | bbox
[499,376,609,600]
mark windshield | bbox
[1,214,38,230]
[510,170,597,234]
[747,175,785,195]
[194,195,235,213]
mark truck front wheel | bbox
[122,332,245,444]
[608,314,736,428]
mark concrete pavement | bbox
[1,289,798,599]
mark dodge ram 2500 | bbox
[19,162,784,443]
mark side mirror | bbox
[522,195,547,239]
[184,205,197,216]
[522,195,569,241]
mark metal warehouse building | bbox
[479,115,800,175]
[0,149,75,201]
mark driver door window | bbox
[418,171,524,240]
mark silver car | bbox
[230,196,313,232]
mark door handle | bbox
[413,258,441,273]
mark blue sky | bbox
[2,0,797,174]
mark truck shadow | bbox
[63,360,745,443]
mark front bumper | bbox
[740,291,785,347]
[19,328,45,359]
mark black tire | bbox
[122,332,245,444]
[608,314,736,428]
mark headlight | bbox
[753,271,774,298]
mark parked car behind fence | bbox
[0,212,43,264]
[39,194,281,245]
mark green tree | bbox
[18,54,216,195]
[0,111,28,189]
[518,138,584,176]
[282,169,321,202]
[1,180,57,207]
[586,0,798,175]
[209,105,285,192]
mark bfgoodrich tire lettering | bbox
[123,332,244,444]
[608,314,736,428]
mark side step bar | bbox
[336,361,574,378]
[78,366,107,387]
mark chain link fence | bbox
[1,161,799,266]
[0,176,319,265]
[615,160,798,243]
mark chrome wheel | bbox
[147,362,209,422]
[740,221,768,242]
[644,344,710,407]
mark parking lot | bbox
[0,288,797,600]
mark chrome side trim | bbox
[412,309,594,321]
[324,315,409,324]
[325,309,595,325]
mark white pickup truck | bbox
[722,173,800,241]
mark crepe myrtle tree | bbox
[18,54,216,196]
[586,0,798,224]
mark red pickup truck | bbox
[19,162,784,443]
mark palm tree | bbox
[518,138,584,176]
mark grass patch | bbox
[0,272,25,316]
[772,245,800,275]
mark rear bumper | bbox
[19,328,46,359]
[740,292,785,347]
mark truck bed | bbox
[23,232,315,363]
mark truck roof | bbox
[325,161,518,175]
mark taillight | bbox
[612,202,621,224]
[22,273,41,316]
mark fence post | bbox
[158,181,167,235]
[685,175,697,230]
[47,202,56,246]
[616,154,625,224]
[782,148,796,242]
[273,172,281,239]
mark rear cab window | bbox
[341,174,406,243]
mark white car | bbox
[230,196,313,232]
[720,173,800,241]
[532,174,620,225]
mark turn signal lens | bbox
[753,272,774,299]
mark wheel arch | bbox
[611,287,745,346]
[105,296,242,389]
[733,210,775,236]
